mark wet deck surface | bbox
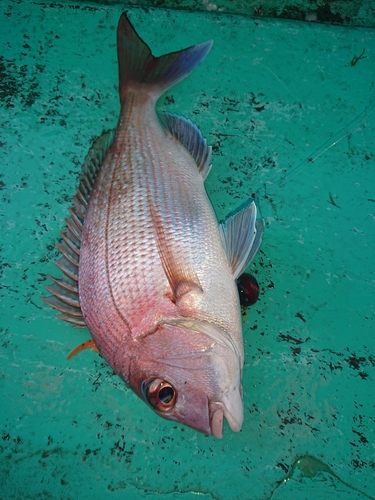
[1,1,374,499]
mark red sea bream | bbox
[42,13,264,438]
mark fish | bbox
[41,12,264,438]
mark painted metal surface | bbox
[1,2,374,499]
[31,0,375,28]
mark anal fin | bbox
[158,112,212,180]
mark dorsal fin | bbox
[40,130,115,327]
[158,112,212,180]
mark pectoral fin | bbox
[149,202,203,304]
[157,236,203,304]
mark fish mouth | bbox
[210,402,243,438]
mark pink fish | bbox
[41,13,264,438]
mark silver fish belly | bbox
[41,13,264,438]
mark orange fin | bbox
[67,340,99,360]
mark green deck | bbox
[1,1,374,499]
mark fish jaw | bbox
[207,348,244,436]
[210,388,244,436]
[111,321,244,438]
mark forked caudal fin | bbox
[117,13,213,102]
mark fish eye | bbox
[142,378,177,412]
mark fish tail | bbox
[117,13,213,102]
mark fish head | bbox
[118,319,244,438]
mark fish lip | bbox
[210,402,242,438]
[224,408,242,432]
[211,408,224,438]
